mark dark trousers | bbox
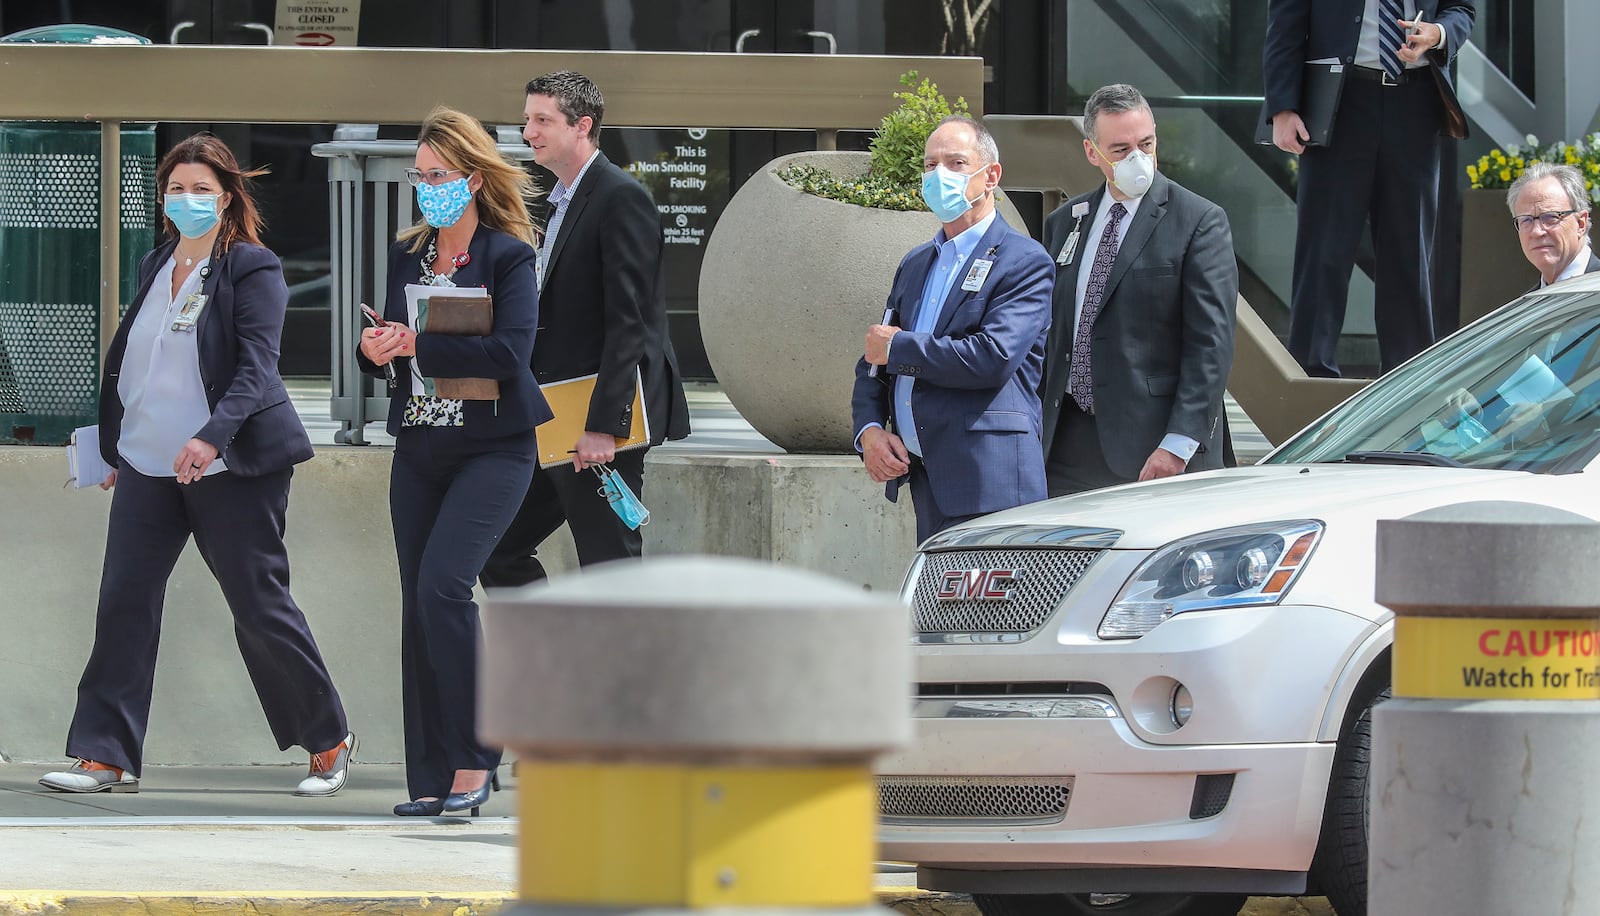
[67,465,347,776]
[1045,402,1128,498]
[478,446,646,588]
[1288,73,1445,378]
[905,458,981,544]
[390,426,536,800]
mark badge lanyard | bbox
[171,238,223,333]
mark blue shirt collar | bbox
[934,210,997,263]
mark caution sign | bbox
[274,1,362,47]
[1395,616,1600,699]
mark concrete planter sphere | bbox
[700,150,1023,453]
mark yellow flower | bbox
[1500,168,1513,182]
[1467,164,1479,182]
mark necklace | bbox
[421,235,471,287]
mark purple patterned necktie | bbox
[1378,0,1405,80]
[1070,202,1127,414]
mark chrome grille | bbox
[879,775,1072,824]
[912,548,1098,634]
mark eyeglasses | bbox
[404,168,466,187]
[1512,209,1579,232]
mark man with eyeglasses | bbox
[1507,161,1597,289]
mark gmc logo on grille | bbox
[935,568,1024,602]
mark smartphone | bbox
[359,303,387,328]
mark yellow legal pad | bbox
[536,368,651,468]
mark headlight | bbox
[1098,520,1324,639]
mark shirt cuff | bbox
[855,422,884,454]
[1160,433,1199,464]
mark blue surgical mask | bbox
[416,176,473,228]
[921,165,982,222]
[164,193,221,238]
[594,464,650,530]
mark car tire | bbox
[972,893,1248,916]
[1311,684,1392,916]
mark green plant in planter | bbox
[776,70,970,212]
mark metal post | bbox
[1371,500,1600,915]
[481,556,910,914]
[99,120,121,357]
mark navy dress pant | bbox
[1288,72,1445,378]
[67,465,348,776]
[389,425,536,801]
[478,445,646,588]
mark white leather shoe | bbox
[295,732,356,796]
[39,760,138,794]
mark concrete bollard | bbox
[1372,501,1600,915]
[479,555,911,915]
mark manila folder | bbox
[425,295,498,400]
[536,368,651,468]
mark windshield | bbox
[1268,288,1600,474]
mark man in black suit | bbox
[480,70,690,587]
[1507,162,1598,288]
[1265,0,1476,378]
[1040,84,1237,497]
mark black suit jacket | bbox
[362,225,553,438]
[1040,174,1238,479]
[533,152,689,445]
[1264,0,1476,134]
[100,240,313,476]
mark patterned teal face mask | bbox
[593,464,649,530]
[416,176,472,228]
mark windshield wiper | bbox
[1341,450,1467,468]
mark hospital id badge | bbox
[962,258,994,292]
[171,292,207,332]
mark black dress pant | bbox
[67,465,348,776]
[390,425,536,800]
[1045,402,1128,498]
[478,445,646,588]
[1287,71,1445,378]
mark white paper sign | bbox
[274,1,362,47]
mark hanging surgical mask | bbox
[416,176,473,228]
[1092,141,1156,199]
[920,165,982,222]
[164,193,221,238]
[593,464,649,530]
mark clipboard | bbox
[536,368,650,468]
[1255,62,1345,148]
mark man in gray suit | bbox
[1507,162,1598,289]
[1040,83,1238,497]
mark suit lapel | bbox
[932,216,1011,334]
[542,151,606,282]
[1097,174,1169,309]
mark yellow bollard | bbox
[480,556,910,915]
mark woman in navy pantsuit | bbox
[357,107,549,817]
[41,134,354,796]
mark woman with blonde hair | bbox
[358,107,548,816]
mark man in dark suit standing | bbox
[1040,84,1237,497]
[480,70,690,587]
[1265,0,1476,377]
[852,115,1054,542]
[1507,162,1598,288]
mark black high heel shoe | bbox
[443,772,494,817]
[393,797,445,817]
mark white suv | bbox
[877,276,1600,916]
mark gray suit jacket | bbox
[1040,173,1238,480]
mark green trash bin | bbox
[0,24,156,445]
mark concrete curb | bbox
[0,892,1332,915]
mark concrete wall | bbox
[1,446,913,766]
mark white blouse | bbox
[116,256,228,478]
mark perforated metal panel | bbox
[879,775,1073,824]
[912,548,1099,634]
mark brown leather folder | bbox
[422,295,498,400]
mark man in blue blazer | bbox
[852,115,1054,543]
[1265,0,1476,377]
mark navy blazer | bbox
[1040,174,1238,479]
[362,225,552,438]
[100,240,313,477]
[850,214,1054,519]
[1264,0,1476,126]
